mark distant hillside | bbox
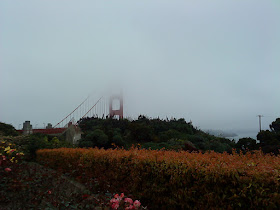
[77,116,236,153]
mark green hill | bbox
[77,115,236,153]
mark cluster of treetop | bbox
[1,117,280,154]
[77,116,280,154]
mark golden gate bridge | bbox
[17,93,123,136]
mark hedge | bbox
[37,148,280,209]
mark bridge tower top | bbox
[109,93,123,119]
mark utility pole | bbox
[257,115,264,132]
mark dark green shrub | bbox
[0,122,18,136]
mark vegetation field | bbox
[77,116,280,155]
[1,116,280,209]
[37,147,280,209]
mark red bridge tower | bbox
[109,93,123,119]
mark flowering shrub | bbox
[109,193,143,210]
[0,140,24,171]
[37,147,280,209]
[0,139,25,205]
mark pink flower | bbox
[113,193,123,201]
[111,201,119,209]
[124,198,133,204]
[110,198,119,203]
[125,205,135,210]
[5,168,12,172]
[48,190,52,194]
[133,200,141,208]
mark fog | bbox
[1,0,279,138]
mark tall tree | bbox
[270,118,280,134]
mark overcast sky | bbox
[1,0,279,137]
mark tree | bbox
[129,123,153,142]
[257,130,279,146]
[0,122,18,136]
[82,129,109,148]
[257,118,280,154]
[112,134,125,147]
[270,118,280,134]
[77,115,236,152]
[159,129,182,141]
[236,138,257,151]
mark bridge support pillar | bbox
[109,94,123,119]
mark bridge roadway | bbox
[17,128,67,135]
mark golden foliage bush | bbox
[37,148,280,209]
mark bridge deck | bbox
[17,128,67,135]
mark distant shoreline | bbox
[204,129,258,142]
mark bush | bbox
[0,122,18,136]
[79,129,109,148]
[37,148,280,209]
[0,139,25,203]
[22,134,72,160]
